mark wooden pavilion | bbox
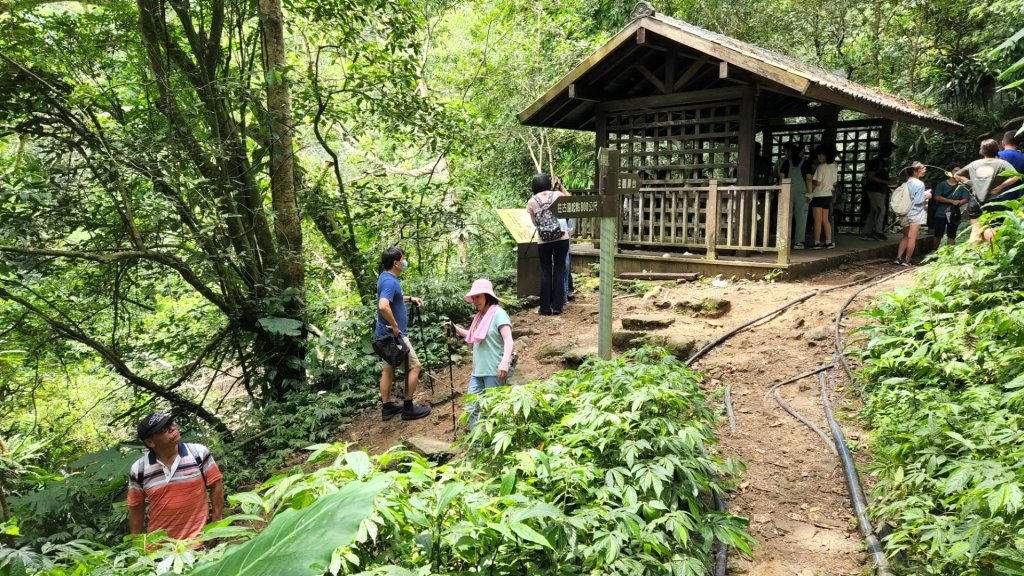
[519,2,962,277]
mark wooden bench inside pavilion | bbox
[518,2,962,280]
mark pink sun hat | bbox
[464,278,500,303]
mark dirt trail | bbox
[336,261,914,575]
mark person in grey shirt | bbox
[956,138,1019,229]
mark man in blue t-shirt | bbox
[999,131,1024,172]
[998,131,1024,201]
[376,246,431,421]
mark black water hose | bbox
[762,364,837,454]
[834,269,913,385]
[686,270,897,576]
[713,491,728,576]
[761,363,835,401]
[688,270,889,367]
[773,386,837,455]
[688,293,827,575]
[819,373,892,576]
[687,291,818,364]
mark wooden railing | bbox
[575,179,793,265]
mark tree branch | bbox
[339,141,449,178]
[0,246,232,315]
[0,286,231,438]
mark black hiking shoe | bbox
[402,402,431,421]
[382,402,402,421]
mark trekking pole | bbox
[412,304,435,394]
[443,317,458,440]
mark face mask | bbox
[401,259,410,271]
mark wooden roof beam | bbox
[587,44,645,88]
[636,27,668,51]
[637,64,668,94]
[530,94,582,128]
[665,51,676,92]
[568,84,603,102]
[644,19,811,94]
[674,54,710,91]
[518,20,646,124]
[597,86,747,113]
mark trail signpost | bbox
[551,148,632,360]
[551,195,617,218]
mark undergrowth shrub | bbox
[856,203,1024,575]
[2,347,752,576]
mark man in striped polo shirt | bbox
[128,412,224,540]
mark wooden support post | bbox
[594,111,608,246]
[598,148,619,360]
[777,178,792,265]
[705,179,719,261]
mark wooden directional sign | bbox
[552,194,617,218]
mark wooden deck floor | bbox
[570,233,909,280]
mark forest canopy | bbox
[1,0,1024,565]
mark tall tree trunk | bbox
[872,0,882,86]
[259,0,306,399]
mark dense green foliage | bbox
[857,202,1024,575]
[2,0,1024,568]
[0,348,751,575]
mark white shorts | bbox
[900,211,927,227]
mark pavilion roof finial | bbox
[630,1,655,20]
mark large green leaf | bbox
[258,317,304,337]
[190,476,386,576]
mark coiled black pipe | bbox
[819,372,893,576]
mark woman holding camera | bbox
[526,173,570,315]
[448,279,514,429]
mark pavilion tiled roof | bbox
[519,5,962,131]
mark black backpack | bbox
[535,192,564,242]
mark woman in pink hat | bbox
[449,278,514,428]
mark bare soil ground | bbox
[335,260,914,575]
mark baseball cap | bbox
[137,412,174,440]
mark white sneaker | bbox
[794,242,805,249]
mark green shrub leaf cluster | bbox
[2,347,752,575]
[857,205,1024,575]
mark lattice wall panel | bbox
[605,100,742,185]
[769,122,886,230]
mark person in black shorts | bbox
[932,164,969,246]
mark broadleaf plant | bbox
[856,202,1024,575]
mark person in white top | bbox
[808,143,839,249]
